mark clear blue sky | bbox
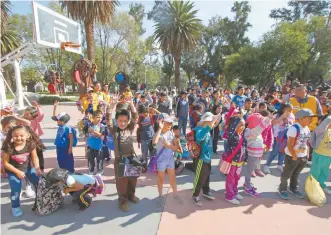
[11,0,289,42]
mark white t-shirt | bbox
[272,113,295,137]
[285,123,310,158]
[66,174,95,187]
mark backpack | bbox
[186,131,201,159]
[276,123,300,153]
[33,175,64,216]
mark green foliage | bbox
[38,95,77,105]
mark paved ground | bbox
[1,105,331,235]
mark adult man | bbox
[193,90,209,114]
[157,92,171,114]
[176,91,189,135]
[289,84,323,164]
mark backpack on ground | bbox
[276,123,300,153]
[33,175,64,216]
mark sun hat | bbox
[295,108,319,119]
[87,87,94,92]
[161,113,174,123]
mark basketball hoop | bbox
[60,42,81,50]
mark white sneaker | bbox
[323,188,331,195]
[25,185,35,198]
[263,165,271,174]
[277,165,283,172]
[306,161,312,167]
[235,194,244,200]
[226,198,240,205]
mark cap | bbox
[200,112,217,122]
[161,113,174,123]
[295,108,319,119]
[87,87,94,92]
[51,112,70,123]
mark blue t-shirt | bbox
[232,95,246,109]
[86,123,106,150]
[54,125,72,147]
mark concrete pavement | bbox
[1,105,330,235]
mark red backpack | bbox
[186,131,201,159]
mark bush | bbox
[38,95,77,105]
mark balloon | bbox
[210,73,215,77]
[116,73,124,82]
[204,70,209,75]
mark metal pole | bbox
[14,60,24,109]
[0,71,7,109]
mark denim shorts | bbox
[157,154,175,171]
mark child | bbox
[310,114,331,195]
[192,112,221,206]
[264,103,295,174]
[153,114,183,207]
[244,113,272,196]
[84,110,106,175]
[224,116,247,205]
[173,125,189,160]
[243,98,253,121]
[97,103,111,162]
[1,125,42,216]
[211,105,222,154]
[1,116,17,178]
[52,101,75,172]
[278,109,316,200]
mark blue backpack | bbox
[276,123,300,153]
[71,127,78,147]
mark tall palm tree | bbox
[1,0,21,56]
[60,0,119,62]
[153,1,201,89]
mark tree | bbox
[162,54,174,86]
[60,0,119,62]
[129,3,146,35]
[153,1,201,89]
[181,46,205,86]
[270,1,331,22]
[147,0,169,22]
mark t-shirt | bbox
[285,123,311,158]
[6,144,30,173]
[66,174,95,187]
[315,129,331,157]
[54,125,73,147]
[232,95,246,109]
[86,123,106,150]
[139,115,156,141]
[155,130,175,158]
[272,113,295,137]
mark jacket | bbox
[194,125,213,163]
[261,124,273,149]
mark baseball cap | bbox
[295,108,319,119]
[51,112,71,123]
[200,112,218,122]
[161,113,174,123]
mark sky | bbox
[10,0,290,43]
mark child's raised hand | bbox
[16,170,25,179]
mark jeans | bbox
[178,116,188,135]
[7,168,39,208]
[226,165,241,200]
[279,155,307,192]
[310,151,331,189]
[87,147,103,173]
[141,139,153,161]
[266,138,285,166]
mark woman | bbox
[106,98,139,212]
[153,113,183,207]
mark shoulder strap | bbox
[225,137,243,161]
[293,124,300,145]
[150,114,155,127]
[116,128,123,158]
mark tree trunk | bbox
[174,53,181,90]
[84,20,95,63]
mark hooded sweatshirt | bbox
[194,125,213,163]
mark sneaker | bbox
[255,169,265,177]
[173,195,184,205]
[263,165,271,174]
[157,196,165,208]
[89,171,94,175]
[288,188,305,199]
[129,196,140,204]
[323,188,331,195]
[243,183,257,191]
[244,188,259,197]
[202,192,215,200]
[25,185,35,198]
[226,198,240,205]
[279,191,289,200]
[251,171,256,177]
[105,158,111,163]
[235,194,244,200]
[306,161,312,167]
[119,202,130,212]
[277,165,283,172]
[12,208,23,217]
[96,170,104,176]
[193,197,203,207]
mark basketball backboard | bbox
[32,2,82,54]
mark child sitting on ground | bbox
[173,125,188,160]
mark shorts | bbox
[157,154,175,171]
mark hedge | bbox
[38,95,78,105]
